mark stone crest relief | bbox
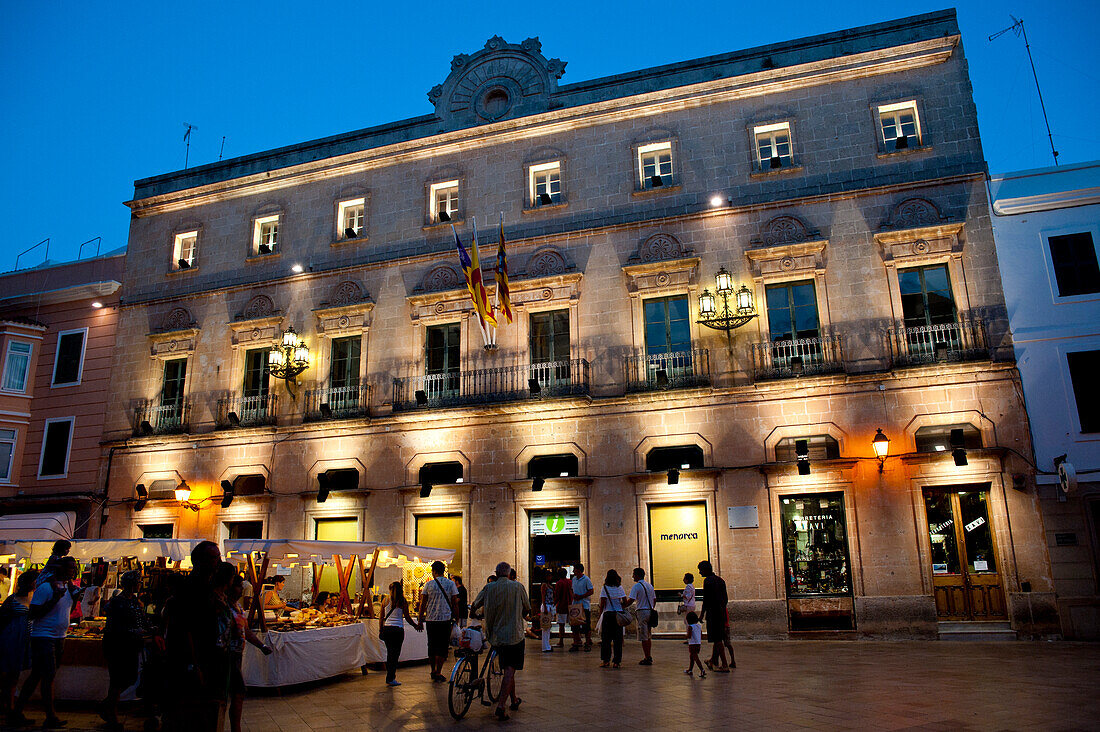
[159,307,195,333]
[629,233,693,265]
[418,264,463,294]
[149,306,199,359]
[884,198,944,231]
[236,294,277,322]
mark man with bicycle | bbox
[470,562,530,722]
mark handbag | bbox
[379,603,396,638]
[567,602,584,627]
[646,585,659,628]
[605,588,631,627]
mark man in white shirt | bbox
[13,556,81,728]
[418,561,458,682]
[629,567,656,665]
[569,563,594,651]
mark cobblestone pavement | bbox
[17,639,1100,731]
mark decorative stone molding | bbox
[521,247,572,278]
[881,197,945,231]
[875,198,962,262]
[148,307,199,359]
[313,281,374,337]
[745,239,828,280]
[509,272,582,310]
[623,234,698,296]
[627,233,694,265]
[235,295,280,322]
[229,295,283,349]
[753,215,821,248]
[428,36,566,130]
[415,264,465,294]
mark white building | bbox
[989,160,1100,639]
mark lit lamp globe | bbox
[735,284,754,316]
[698,289,716,318]
[714,267,734,295]
[268,348,286,367]
[293,343,309,368]
[872,429,890,460]
[282,326,299,349]
[175,481,192,503]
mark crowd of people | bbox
[0,544,736,727]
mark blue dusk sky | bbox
[1,1,1097,271]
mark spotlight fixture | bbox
[100,505,110,526]
[649,175,664,188]
[419,481,432,499]
[655,369,669,389]
[667,468,679,485]
[91,301,104,309]
[950,428,968,467]
[796,439,811,475]
[344,227,358,240]
[710,195,724,207]
[538,192,554,206]
[220,479,235,508]
[415,390,428,406]
[872,429,890,472]
[177,258,191,269]
[894,135,909,150]
[532,476,545,492]
[528,378,542,396]
[258,243,272,254]
[934,341,949,362]
[319,402,333,418]
[438,210,451,222]
[770,155,782,169]
[139,420,153,436]
[134,483,148,512]
[790,356,804,376]
[291,263,304,274]
[227,411,241,427]
[317,473,331,503]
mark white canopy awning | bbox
[223,539,455,567]
[0,511,76,541]
[68,539,202,563]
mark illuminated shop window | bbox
[780,492,854,630]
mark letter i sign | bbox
[546,513,565,534]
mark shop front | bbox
[529,508,581,593]
[923,486,1006,620]
[648,502,710,597]
[780,492,855,630]
[415,513,464,578]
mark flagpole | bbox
[454,222,491,350]
[472,216,496,351]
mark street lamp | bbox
[872,429,890,472]
[269,326,310,395]
[697,266,758,349]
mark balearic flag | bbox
[453,223,496,344]
[495,213,514,325]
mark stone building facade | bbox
[101,10,1057,637]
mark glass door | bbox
[924,488,1006,620]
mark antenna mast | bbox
[183,123,198,168]
[219,136,226,161]
[989,16,1058,165]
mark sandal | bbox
[704,660,716,671]
[509,698,523,711]
[494,708,510,721]
[599,661,610,668]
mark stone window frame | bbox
[870,97,931,158]
[630,134,681,196]
[875,222,971,330]
[248,204,285,260]
[168,224,202,275]
[523,157,567,213]
[37,416,75,480]
[491,271,582,360]
[424,176,465,228]
[622,257,702,353]
[312,311,372,391]
[747,119,803,177]
[332,189,371,245]
[745,239,832,342]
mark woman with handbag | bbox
[380,581,421,686]
[596,570,633,669]
[538,569,556,653]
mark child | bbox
[35,540,72,587]
[685,611,705,678]
[680,572,696,643]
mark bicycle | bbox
[447,642,502,720]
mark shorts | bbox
[495,641,525,671]
[426,621,452,658]
[556,613,568,625]
[580,609,591,632]
[229,652,245,696]
[706,616,728,643]
[636,610,652,641]
[30,637,64,680]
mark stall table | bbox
[242,622,368,688]
[361,618,429,664]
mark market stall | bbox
[223,539,455,686]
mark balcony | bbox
[625,348,710,392]
[216,393,278,428]
[889,318,989,366]
[751,334,844,380]
[392,358,590,411]
[304,381,371,422]
[134,400,191,435]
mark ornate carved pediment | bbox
[147,307,199,359]
[234,294,280,322]
[745,241,828,280]
[158,307,196,333]
[751,215,821,248]
[881,198,945,231]
[428,36,566,131]
[314,281,374,336]
[627,233,695,265]
[874,198,964,266]
[414,264,465,295]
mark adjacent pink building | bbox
[0,249,125,539]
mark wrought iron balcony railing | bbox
[134,400,191,435]
[304,381,371,422]
[888,318,989,366]
[751,334,844,380]
[625,348,711,392]
[392,358,590,411]
[215,393,278,428]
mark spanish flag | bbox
[495,214,514,325]
[453,223,497,340]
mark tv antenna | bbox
[989,16,1058,165]
[219,136,226,161]
[183,123,198,168]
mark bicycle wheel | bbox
[484,650,503,704]
[448,654,476,720]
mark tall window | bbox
[338,199,365,240]
[52,329,87,386]
[638,142,673,189]
[330,336,361,389]
[0,428,15,481]
[426,323,460,398]
[173,232,197,269]
[1067,350,1100,433]
[529,310,570,363]
[2,341,31,392]
[243,349,270,399]
[765,281,819,341]
[1049,232,1100,297]
[899,264,956,328]
[878,101,921,150]
[162,359,187,409]
[39,417,74,477]
[529,162,561,206]
[429,181,460,223]
[754,122,793,170]
[253,215,279,255]
[643,296,691,355]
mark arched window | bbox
[775,435,840,462]
[646,445,704,472]
[527,454,579,479]
[915,424,982,453]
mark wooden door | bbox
[924,489,1007,621]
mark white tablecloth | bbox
[242,623,368,688]
[361,618,428,663]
